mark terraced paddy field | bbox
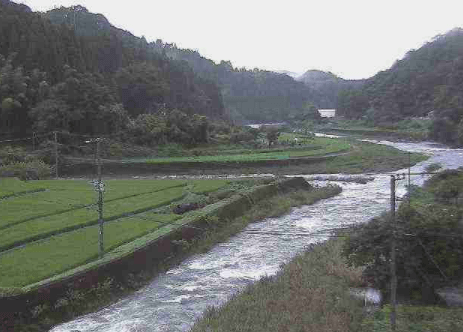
[0,177,236,289]
[131,137,352,164]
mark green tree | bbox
[302,102,321,122]
[343,171,463,298]
[264,127,280,148]
[115,63,169,116]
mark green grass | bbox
[361,305,463,332]
[319,119,431,141]
[139,137,351,164]
[0,178,45,198]
[0,183,96,228]
[278,132,318,144]
[301,140,428,174]
[0,186,186,250]
[0,212,180,287]
[6,180,342,331]
[0,178,231,287]
[0,180,190,228]
[189,179,232,194]
[191,237,364,332]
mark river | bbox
[51,139,463,332]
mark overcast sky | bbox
[18,0,463,79]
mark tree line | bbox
[337,28,463,146]
[0,1,224,145]
[154,42,326,123]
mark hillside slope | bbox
[0,1,224,138]
[152,43,324,123]
[297,69,364,109]
[337,28,463,144]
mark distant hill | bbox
[42,6,328,124]
[297,70,364,109]
[298,70,341,83]
[275,70,301,79]
[337,28,463,145]
[157,45,327,123]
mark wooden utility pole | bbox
[96,139,104,258]
[408,152,411,206]
[390,175,397,331]
[54,131,58,178]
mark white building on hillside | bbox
[318,109,336,118]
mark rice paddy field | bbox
[132,137,351,164]
[0,177,232,288]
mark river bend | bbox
[52,140,463,332]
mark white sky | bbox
[18,0,463,79]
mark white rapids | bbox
[51,140,463,332]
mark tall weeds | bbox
[191,238,364,332]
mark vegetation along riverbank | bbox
[1,176,341,332]
[191,169,463,332]
[56,137,427,177]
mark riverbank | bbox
[319,127,428,142]
[190,234,463,332]
[5,179,342,332]
[41,139,458,332]
[190,237,366,332]
[60,139,427,177]
[190,168,463,332]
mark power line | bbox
[0,132,53,144]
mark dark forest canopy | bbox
[42,5,330,124]
[0,0,331,139]
[4,0,463,146]
[150,41,329,123]
[0,1,225,141]
[337,28,463,145]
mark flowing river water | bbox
[52,140,463,332]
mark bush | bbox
[424,163,442,173]
[343,172,463,301]
[0,160,51,180]
[0,145,27,165]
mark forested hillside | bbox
[43,4,327,124]
[337,28,463,145]
[297,70,364,109]
[0,1,224,143]
[152,43,324,123]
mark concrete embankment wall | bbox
[0,177,311,328]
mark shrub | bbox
[0,160,51,180]
[0,145,27,165]
[425,163,442,173]
[343,172,463,301]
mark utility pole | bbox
[390,175,397,331]
[408,152,411,206]
[96,139,104,258]
[54,131,59,179]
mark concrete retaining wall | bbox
[0,177,311,329]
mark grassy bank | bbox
[361,305,463,331]
[304,140,427,174]
[66,139,427,177]
[15,184,342,332]
[320,127,428,141]
[190,237,365,332]
[341,169,463,331]
[269,140,427,175]
[130,137,351,164]
[317,118,431,142]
